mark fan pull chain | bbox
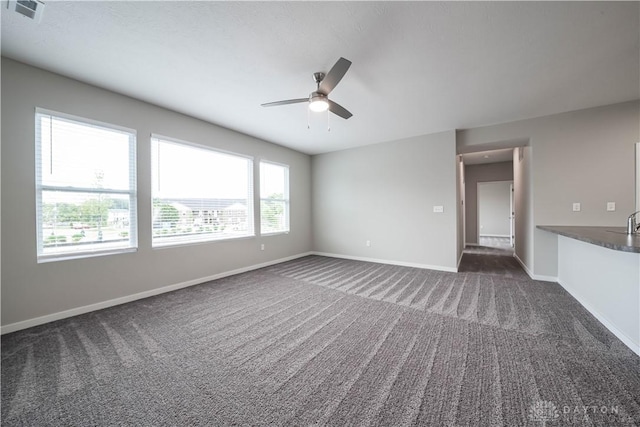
[327,109,331,132]
[307,107,310,130]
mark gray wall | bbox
[312,131,458,271]
[1,59,313,327]
[478,181,512,237]
[464,161,514,244]
[458,101,640,278]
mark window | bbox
[260,161,289,234]
[151,135,254,247]
[35,109,137,261]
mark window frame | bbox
[151,134,255,248]
[259,160,290,236]
[35,108,138,262]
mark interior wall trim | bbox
[513,253,557,282]
[312,251,458,273]
[0,252,314,335]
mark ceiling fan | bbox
[261,57,353,119]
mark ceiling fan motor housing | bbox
[313,72,326,86]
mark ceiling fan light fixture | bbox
[309,93,329,112]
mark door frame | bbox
[509,183,514,247]
[636,142,640,211]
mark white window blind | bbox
[260,161,289,234]
[151,135,254,247]
[35,109,137,261]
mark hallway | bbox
[459,242,527,280]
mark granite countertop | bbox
[537,225,640,253]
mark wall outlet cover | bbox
[433,206,444,213]
[572,203,581,212]
[607,202,616,211]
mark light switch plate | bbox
[607,202,616,211]
[572,203,581,212]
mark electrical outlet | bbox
[366,240,371,247]
[607,202,616,211]
[260,244,265,251]
[433,206,444,213]
[572,203,581,212]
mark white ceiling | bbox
[2,1,638,155]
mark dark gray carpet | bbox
[2,255,639,426]
[464,242,514,257]
[458,252,530,280]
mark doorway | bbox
[460,147,521,257]
[477,180,514,250]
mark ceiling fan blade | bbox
[318,57,351,95]
[261,98,308,107]
[328,100,353,119]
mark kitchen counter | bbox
[537,225,640,253]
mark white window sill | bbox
[260,230,290,237]
[37,247,137,263]
[152,233,256,249]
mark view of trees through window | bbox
[35,112,291,260]
[151,136,254,246]
[260,161,289,234]
[36,110,137,258]
[41,192,131,247]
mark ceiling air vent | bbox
[7,0,45,23]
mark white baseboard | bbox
[1,252,314,335]
[312,252,458,273]
[513,253,557,282]
[557,278,640,356]
[479,234,511,238]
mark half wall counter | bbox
[538,226,640,355]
